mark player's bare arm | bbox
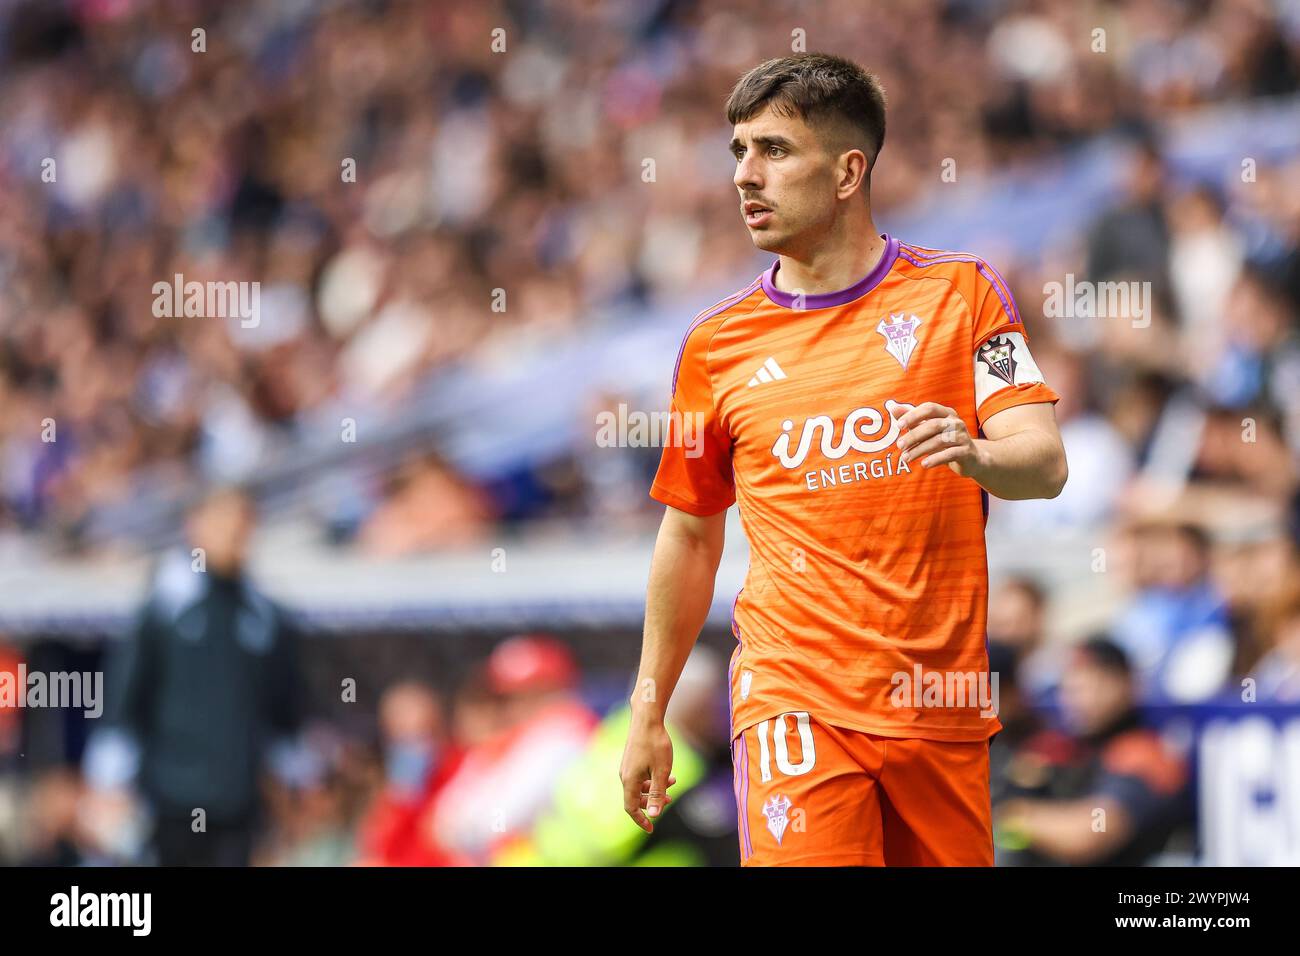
[619,505,726,832]
[895,400,1067,501]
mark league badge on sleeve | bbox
[876,313,922,370]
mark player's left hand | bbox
[895,402,987,478]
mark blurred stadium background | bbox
[2,0,1300,866]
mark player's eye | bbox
[767,145,786,158]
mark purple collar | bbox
[761,234,899,310]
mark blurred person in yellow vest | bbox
[494,645,735,866]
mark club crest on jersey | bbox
[763,794,793,844]
[876,313,922,370]
[978,335,1018,386]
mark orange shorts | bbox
[731,712,993,866]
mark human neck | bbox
[773,218,886,297]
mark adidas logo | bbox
[748,357,788,387]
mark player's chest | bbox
[713,306,972,479]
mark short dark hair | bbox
[725,53,887,169]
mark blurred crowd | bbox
[1,485,738,866]
[0,484,1295,866]
[1,0,1299,551]
[0,574,1214,868]
[2,635,739,868]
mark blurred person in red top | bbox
[0,643,20,762]
[0,643,23,864]
[427,635,597,865]
[356,681,462,867]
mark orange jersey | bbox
[651,234,1059,742]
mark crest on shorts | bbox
[763,793,792,844]
[876,313,922,370]
[740,670,753,701]
[977,335,1018,386]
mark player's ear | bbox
[836,147,870,200]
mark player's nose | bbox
[734,155,762,192]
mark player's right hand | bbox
[619,715,676,833]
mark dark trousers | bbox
[153,814,255,867]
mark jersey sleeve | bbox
[649,321,735,516]
[970,264,1059,428]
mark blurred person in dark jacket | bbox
[993,637,1190,866]
[83,485,303,866]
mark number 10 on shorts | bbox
[756,711,817,781]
